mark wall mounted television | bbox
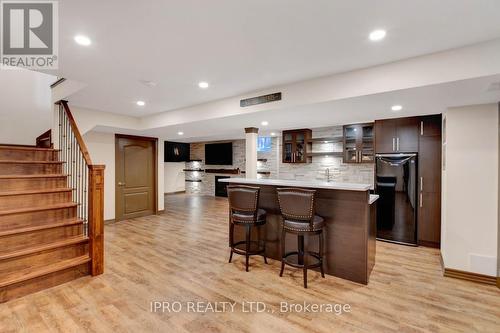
[205,142,233,165]
[165,141,190,162]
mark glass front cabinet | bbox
[343,123,374,164]
[282,129,312,163]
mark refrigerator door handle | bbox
[420,177,423,191]
[392,138,395,151]
[396,137,400,151]
[420,193,423,208]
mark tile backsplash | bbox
[278,126,374,184]
[185,126,374,195]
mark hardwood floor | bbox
[1,194,499,332]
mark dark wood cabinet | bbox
[418,192,441,247]
[343,123,374,163]
[374,114,442,248]
[419,115,442,137]
[417,114,442,247]
[396,117,419,152]
[374,119,396,153]
[282,129,311,163]
[375,117,419,153]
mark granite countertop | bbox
[218,177,372,191]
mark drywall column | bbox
[245,127,258,179]
[442,103,499,277]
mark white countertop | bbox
[218,177,372,191]
[369,194,379,204]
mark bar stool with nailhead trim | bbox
[276,188,325,288]
[227,185,268,272]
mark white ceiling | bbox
[56,0,500,116]
[94,75,500,142]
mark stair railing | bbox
[56,100,105,276]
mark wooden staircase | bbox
[0,145,92,302]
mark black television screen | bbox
[165,141,190,162]
[205,142,233,165]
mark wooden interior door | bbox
[115,135,157,221]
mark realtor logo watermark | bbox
[0,0,58,69]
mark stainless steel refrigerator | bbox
[375,154,418,245]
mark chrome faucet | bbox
[325,168,331,182]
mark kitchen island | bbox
[219,178,378,284]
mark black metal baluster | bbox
[73,131,76,202]
[84,164,88,236]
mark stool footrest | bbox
[282,251,322,269]
[231,240,266,256]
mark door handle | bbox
[392,138,395,151]
[420,193,423,208]
[420,177,423,191]
[420,121,424,136]
[118,182,126,186]
[396,137,400,151]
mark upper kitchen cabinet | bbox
[419,114,442,137]
[343,123,374,163]
[375,117,419,153]
[282,129,312,163]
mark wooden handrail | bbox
[36,129,52,148]
[57,100,93,165]
[55,100,104,276]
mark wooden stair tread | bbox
[0,255,90,288]
[0,146,60,152]
[0,174,67,179]
[0,188,73,196]
[0,160,64,164]
[0,218,83,237]
[0,235,88,260]
[0,202,77,216]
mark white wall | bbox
[164,163,185,193]
[70,106,139,135]
[0,68,55,145]
[83,131,116,221]
[442,103,499,276]
[140,39,500,130]
[82,130,164,221]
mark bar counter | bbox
[219,178,378,284]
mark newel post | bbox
[88,164,105,276]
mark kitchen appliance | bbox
[375,154,418,245]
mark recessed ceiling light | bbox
[177,131,184,136]
[369,29,386,41]
[270,132,276,136]
[136,100,145,106]
[74,35,91,46]
[261,121,269,126]
[391,105,403,111]
[198,81,209,89]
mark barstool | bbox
[227,185,268,272]
[276,188,325,288]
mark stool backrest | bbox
[276,188,316,226]
[227,185,260,218]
